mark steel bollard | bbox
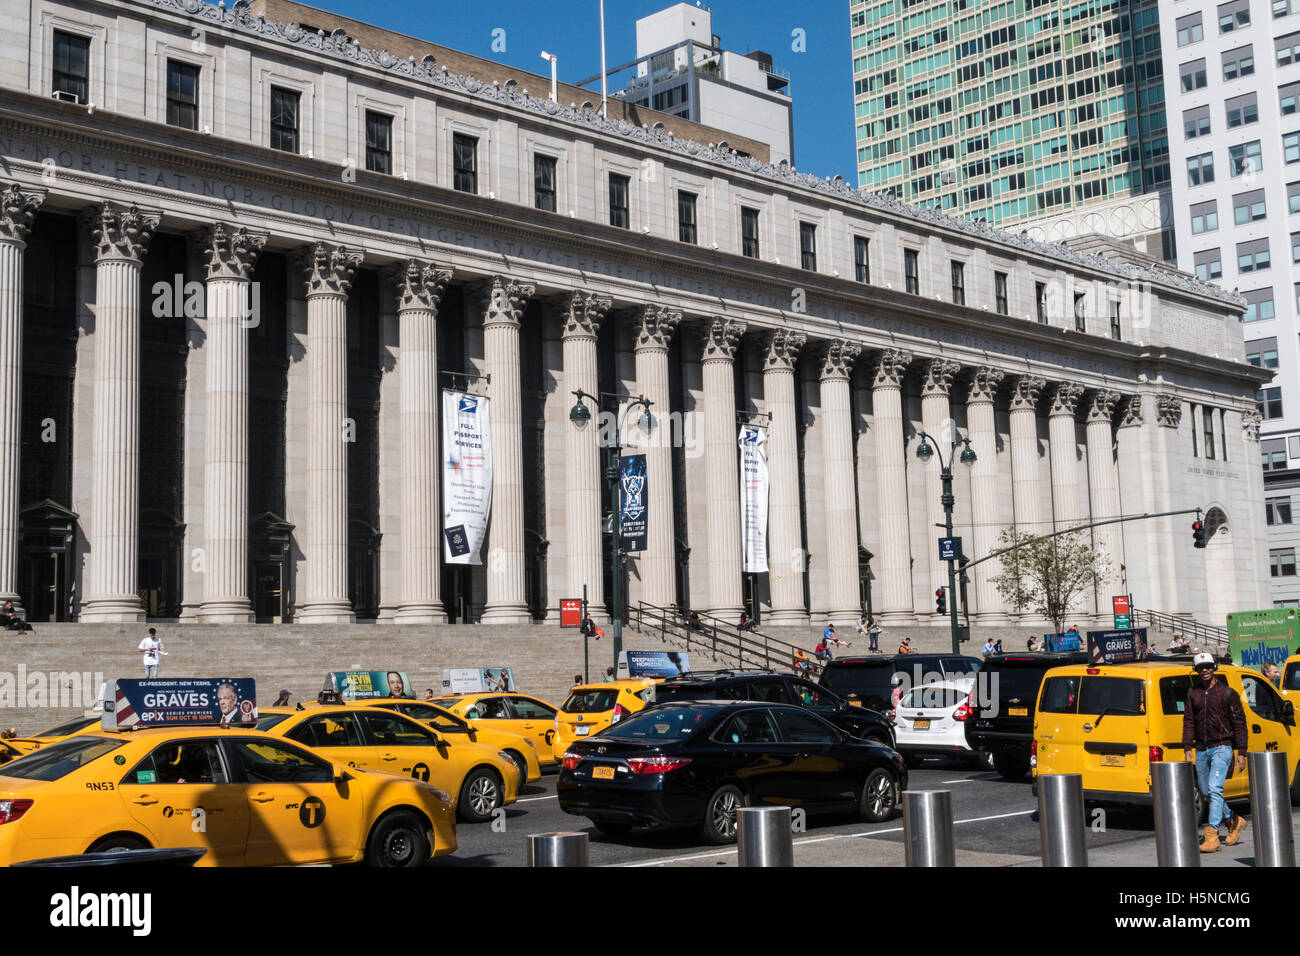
[1152,761,1201,867]
[736,806,794,867]
[1037,773,1088,867]
[1248,751,1296,868]
[904,790,955,866]
[526,831,589,867]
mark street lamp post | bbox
[569,390,655,669]
[915,430,977,655]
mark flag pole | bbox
[599,0,609,118]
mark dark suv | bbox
[818,655,983,713]
[654,670,896,748]
[964,651,1090,779]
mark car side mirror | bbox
[334,768,352,784]
[1284,700,1295,725]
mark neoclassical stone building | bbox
[0,0,1271,628]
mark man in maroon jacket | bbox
[1182,652,1249,852]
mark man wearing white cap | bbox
[1182,652,1248,852]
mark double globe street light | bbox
[915,430,976,654]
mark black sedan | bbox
[556,701,908,844]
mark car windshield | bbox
[0,736,125,781]
[1285,663,1300,693]
[255,713,290,732]
[32,715,98,738]
[901,685,969,709]
[562,689,618,714]
[819,663,894,708]
[985,662,1054,701]
[601,707,719,742]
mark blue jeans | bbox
[869,632,879,651]
[1195,745,1236,830]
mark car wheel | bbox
[860,767,898,823]
[593,821,632,838]
[702,784,746,845]
[366,810,430,867]
[904,753,925,769]
[87,834,148,854]
[993,751,1029,780]
[458,767,504,823]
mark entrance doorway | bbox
[18,499,77,622]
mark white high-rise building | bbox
[1162,0,1300,606]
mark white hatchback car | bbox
[893,678,985,768]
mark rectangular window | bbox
[1232,189,1267,224]
[1035,281,1047,323]
[1192,403,1200,457]
[609,173,630,229]
[1277,31,1300,66]
[1073,292,1087,332]
[533,154,557,212]
[1278,0,1300,17]
[1110,301,1121,340]
[1258,386,1284,419]
[1222,46,1256,80]
[1203,407,1216,459]
[904,249,920,294]
[1286,132,1300,164]
[1271,549,1297,577]
[1246,336,1280,367]
[678,191,698,244]
[1284,82,1300,116]
[1294,231,1300,263]
[1177,13,1204,45]
[800,222,818,271]
[1267,496,1293,525]
[165,59,199,130]
[741,207,760,257]
[1183,105,1211,139]
[452,133,478,193]
[1243,288,1277,322]
[1219,0,1251,31]
[364,110,392,174]
[1191,199,1219,234]
[995,270,1009,314]
[1187,152,1215,186]
[1179,58,1207,92]
[1194,248,1223,281]
[52,30,90,103]
[1238,238,1271,273]
[854,236,870,283]
[951,260,966,304]
[1229,140,1262,175]
[1263,438,1288,471]
[269,86,299,153]
[1290,182,1300,214]
[1225,92,1258,127]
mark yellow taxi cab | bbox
[1033,659,1300,814]
[551,679,657,763]
[0,726,457,866]
[1281,654,1300,703]
[2,713,102,754]
[432,692,561,767]
[0,738,28,767]
[258,705,519,823]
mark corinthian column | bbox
[480,276,535,624]
[81,204,159,623]
[631,304,681,610]
[1086,389,1123,615]
[1048,382,1086,529]
[1009,375,1045,536]
[762,330,807,624]
[199,224,266,623]
[700,317,746,619]
[872,348,914,623]
[967,367,1006,622]
[297,242,362,624]
[820,340,862,626]
[921,358,960,599]
[560,291,613,618]
[389,260,452,624]
[0,185,42,616]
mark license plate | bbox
[1009,707,1028,717]
[574,725,590,736]
[593,766,615,780]
[1100,754,1125,767]
[913,719,931,730]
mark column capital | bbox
[629,304,682,351]
[0,183,44,245]
[89,203,159,263]
[1155,393,1182,428]
[698,316,746,363]
[870,348,912,389]
[386,259,452,312]
[1086,388,1122,424]
[967,366,1005,404]
[819,340,861,381]
[557,290,613,340]
[480,275,535,329]
[920,357,960,396]
[1049,382,1085,417]
[1119,395,1143,428]
[1242,409,1263,442]
[761,329,806,372]
[1009,375,1046,411]
[299,242,362,297]
[201,223,267,281]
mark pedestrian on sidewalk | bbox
[1182,652,1249,852]
[867,616,881,653]
[138,627,165,678]
[273,689,292,707]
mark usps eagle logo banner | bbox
[442,390,493,565]
[739,424,769,572]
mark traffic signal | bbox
[936,587,947,614]
[1192,520,1205,549]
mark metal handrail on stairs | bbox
[629,602,819,675]
[1132,607,1229,650]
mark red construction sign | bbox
[559,598,583,628]
[1112,595,1131,616]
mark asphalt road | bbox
[435,756,1228,866]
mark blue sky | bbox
[295,0,855,179]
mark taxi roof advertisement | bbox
[1087,628,1149,664]
[1226,607,1297,669]
[618,650,691,679]
[441,668,516,694]
[102,678,258,729]
[325,671,414,699]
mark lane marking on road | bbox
[940,778,974,784]
[517,794,558,803]
[620,808,1035,867]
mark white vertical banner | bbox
[739,424,769,572]
[442,390,493,564]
